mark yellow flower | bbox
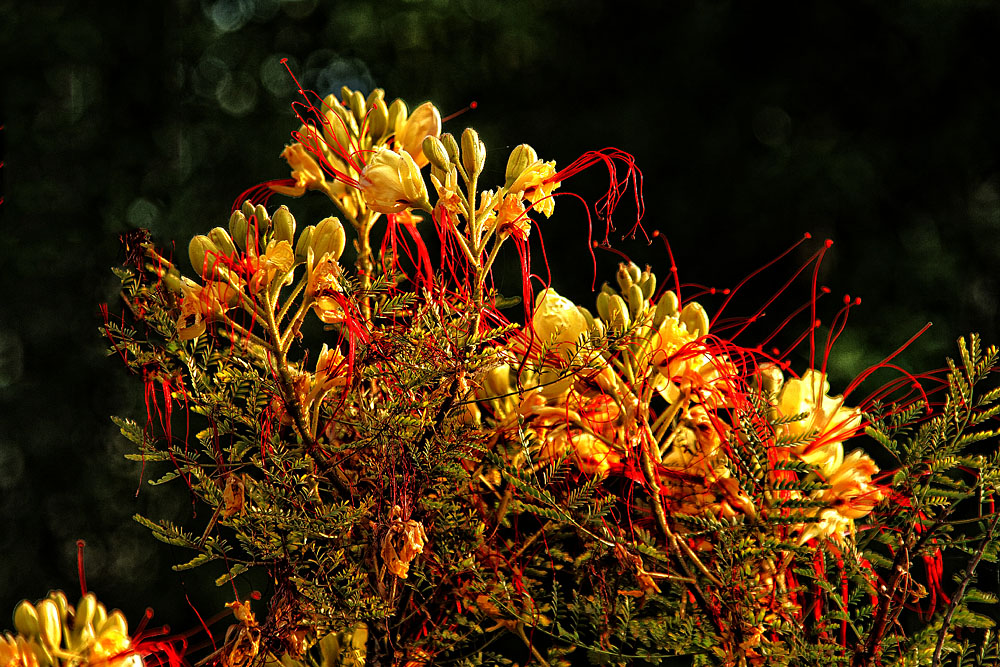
[303,343,349,407]
[396,102,441,168]
[271,142,326,197]
[532,288,588,359]
[647,317,700,378]
[88,628,141,667]
[507,160,560,218]
[494,193,532,240]
[176,279,239,340]
[308,255,346,324]
[248,240,295,293]
[431,169,465,220]
[824,449,884,520]
[382,507,428,579]
[572,433,621,476]
[359,148,429,214]
[0,635,38,667]
[775,369,862,478]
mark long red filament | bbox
[76,539,87,596]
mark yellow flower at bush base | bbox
[358,147,429,214]
[572,432,621,476]
[775,369,862,478]
[88,628,141,667]
[382,507,429,580]
[0,635,38,667]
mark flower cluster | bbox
[2,592,140,667]
[99,83,1000,667]
[479,264,883,550]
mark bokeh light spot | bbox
[752,106,792,148]
[193,55,231,99]
[261,55,298,98]
[0,329,24,389]
[0,442,25,491]
[203,0,253,33]
[310,53,373,98]
[217,70,258,116]
[126,198,160,230]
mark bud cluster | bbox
[3,592,139,667]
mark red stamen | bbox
[549,148,645,242]
[76,539,87,596]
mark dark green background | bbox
[1,0,999,644]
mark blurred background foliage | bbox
[1,0,999,641]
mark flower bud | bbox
[93,604,107,634]
[98,610,128,638]
[158,266,183,293]
[505,144,538,189]
[441,133,460,164]
[616,262,638,292]
[607,294,631,332]
[365,88,385,114]
[324,100,358,152]
[386,98,408,137]
[36,600,60,650]
[311,217,346,261]
[272,206,296,243]
[596,291,612,321]
[461,127,486,177]
[74,594,97,634]
[652,290,679,328]
[345,88,367,125]
[627,263,642,283]
[422,136,451,172]
[253,204,271,230]
[189,235,222,276]
[359,147,429,214]
[295,225,315,263]
[367,95,389,140]
[240,200,255,219]
[626,283,646,319]
[639,271,657,300]
[50,592,68,623]
[208,227,237,257]
[13,600,40,637]
[397,102,442,167]
[679,301,709,337]
[228,211,249,251]
[576,305,596,330]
